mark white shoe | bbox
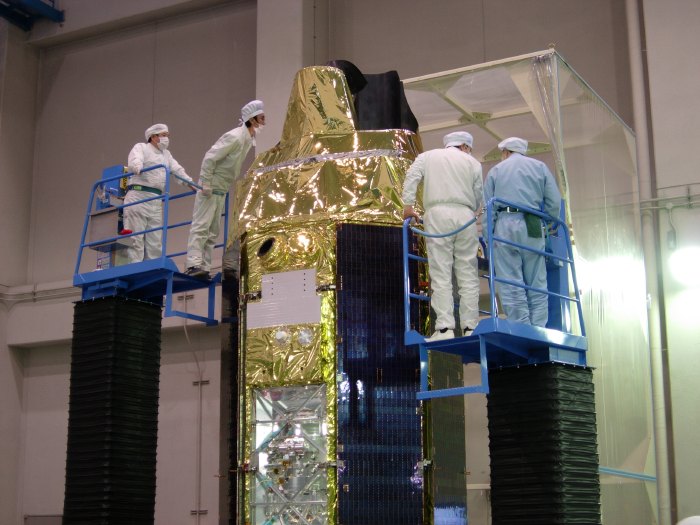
[426,328,454,342]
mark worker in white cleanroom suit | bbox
[402,131,483,341]
[483,137,561,327]
[125,123,194,263]
[184,100,265,279]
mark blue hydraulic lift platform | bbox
[73,164,226,326]
[403,197,588,400]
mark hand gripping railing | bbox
[402,215,478,339]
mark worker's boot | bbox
[426,328,454,342]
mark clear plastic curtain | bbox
[532,54,570,218]
[508,51,571,222]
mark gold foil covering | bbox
[244,290,335,389]
[237,65,421,524]
[242,223,336,295]
[233,132,420,240]
[242,293,337,525]
[280,66,357,142]
[232,66,423,247]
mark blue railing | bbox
[402,197,585,340]
[74,164,228,276]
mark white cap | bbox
[498,137,528,155]
[145,123,168,141]
[443,131,474,148]
[677,518,700,525]
[241,100,264,123]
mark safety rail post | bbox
[564,218,586,337]
[486,202,498,319]
[402,219,412,335]
[159,169,203,260]
[75,164,168,275]
[402,219,431,342]
[161,166,171,260]
[74,182,100,277]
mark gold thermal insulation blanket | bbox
[233,66,422,245]
[236,66,423,525]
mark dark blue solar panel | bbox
[336,223,423,525]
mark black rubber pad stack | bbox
[487,363,601,525]
[63,296,162,525]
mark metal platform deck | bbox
[74,258,221,326]
[407,317,588,400]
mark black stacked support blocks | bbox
[63,297,162,525]
[487,363,601,525]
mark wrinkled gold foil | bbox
[245,292,335,388]
[231,67,423,247]
[237,66,421,524]
[233,132,420,241]
[242,223,336,295]
[241,293,337,525]
[321,293,337,525]
[280,66,358,142]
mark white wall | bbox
[255,0,329,151]
[1,2,255,524]
[18,343,70,518]
[29,0,234,46]
[30,1,256,283]
[17,328,222,525]
[0,306,22,525]
[328,0,632,125]
[643,0,700,519]
[156,329,223,524]
[0,21,38,286]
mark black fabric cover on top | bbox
[63,296,162,525]
[487,363,601,525]
[326,59,419,133]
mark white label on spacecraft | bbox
[246,269,321,329]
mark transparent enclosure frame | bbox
[403,49,657,524]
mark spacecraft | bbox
[232,65,449,525]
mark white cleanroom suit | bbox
[185,100,263,275]
[125,125,193,263]
[483,137,561,326]
[402,132,483,338]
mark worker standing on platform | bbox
[125,124,195,264]
[483,137,561,327]
[402,131,483,341]
[184,100,265,279]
